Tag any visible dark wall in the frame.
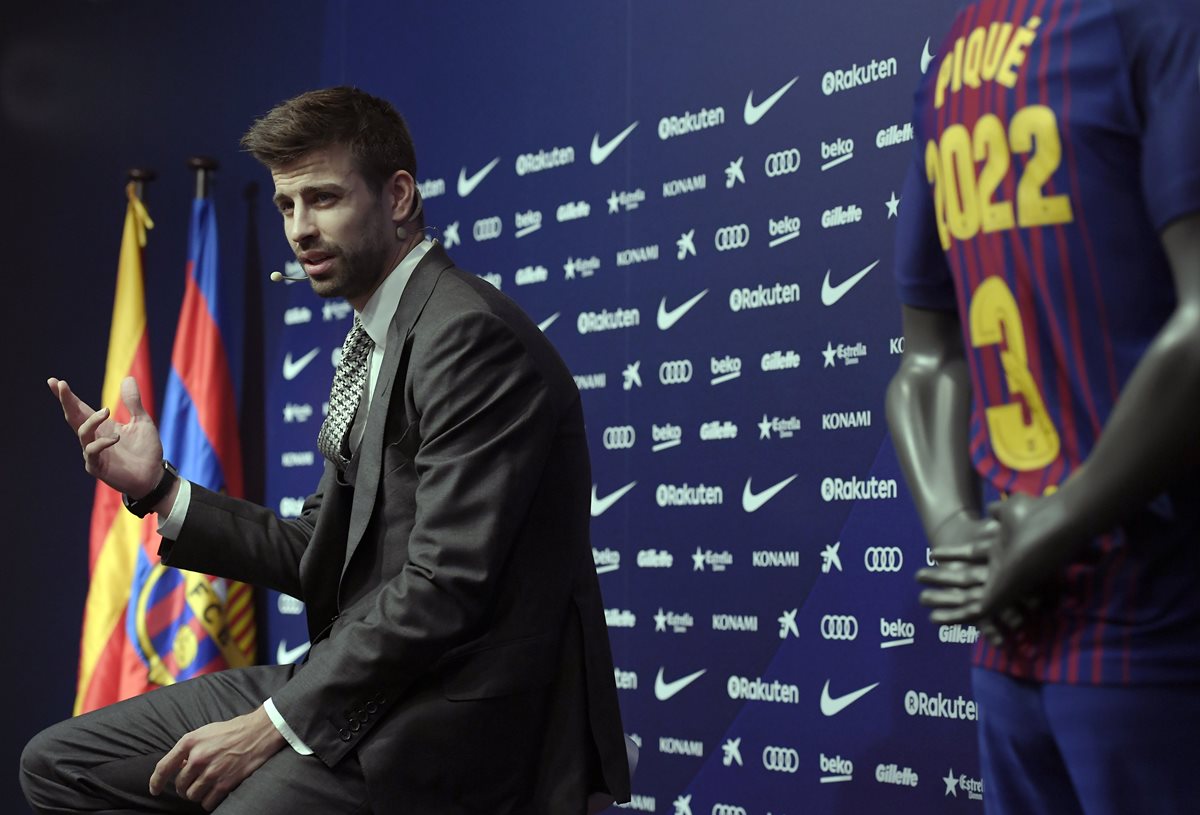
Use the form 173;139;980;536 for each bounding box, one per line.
3;2;325;808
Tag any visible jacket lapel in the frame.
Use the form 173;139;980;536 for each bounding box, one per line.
341;243;454;577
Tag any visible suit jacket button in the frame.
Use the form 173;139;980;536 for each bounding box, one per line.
366;702;379;714
350;721;362;732
338;728;352;742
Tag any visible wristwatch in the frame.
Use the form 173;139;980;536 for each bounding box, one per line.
122;460;180;518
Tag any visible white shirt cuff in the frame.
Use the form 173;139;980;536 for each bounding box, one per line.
264;697;314;756
155;478;192;539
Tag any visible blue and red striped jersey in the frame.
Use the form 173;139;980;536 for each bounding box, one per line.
894;0;1200;685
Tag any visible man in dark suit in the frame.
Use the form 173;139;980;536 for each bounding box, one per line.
23;86;630;814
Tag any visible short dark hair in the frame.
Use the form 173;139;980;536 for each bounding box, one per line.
241;86;418;194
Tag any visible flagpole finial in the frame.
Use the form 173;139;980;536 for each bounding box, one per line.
188;156;219;200
127;168;156;202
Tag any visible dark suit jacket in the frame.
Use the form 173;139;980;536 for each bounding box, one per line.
161;244;630;814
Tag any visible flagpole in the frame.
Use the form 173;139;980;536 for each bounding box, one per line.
187;156;217;199
127;167;156;201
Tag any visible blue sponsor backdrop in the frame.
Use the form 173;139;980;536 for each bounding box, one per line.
264;1;985;812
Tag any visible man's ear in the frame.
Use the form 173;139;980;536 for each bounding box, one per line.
387;170;417;223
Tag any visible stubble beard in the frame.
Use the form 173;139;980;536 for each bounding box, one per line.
308;227;393;303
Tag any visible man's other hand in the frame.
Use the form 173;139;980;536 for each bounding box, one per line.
149;706;287;811
49;375;163;497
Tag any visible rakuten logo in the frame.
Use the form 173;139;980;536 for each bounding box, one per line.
515;145;575;176
821;56;899;95
657;483;724;507
821;476;898;501
819;753;854;783
821;205;863;228
729;282;800;312
727;675;800;704
577;308;640;334
417;177;445;198
904;690;979;721
658;106;726;139
761;350;801;371
613;668;638;690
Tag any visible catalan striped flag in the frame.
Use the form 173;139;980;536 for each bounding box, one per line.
127;191;255;688
75;184;160;715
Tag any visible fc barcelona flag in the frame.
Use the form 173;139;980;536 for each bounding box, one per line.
128;189;256;686
74;183;161;714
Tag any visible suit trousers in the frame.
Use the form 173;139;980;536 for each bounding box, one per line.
20;664;369;815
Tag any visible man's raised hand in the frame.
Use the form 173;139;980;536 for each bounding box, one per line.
49;375;163;497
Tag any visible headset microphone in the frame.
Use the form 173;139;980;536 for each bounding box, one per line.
270;269;308;283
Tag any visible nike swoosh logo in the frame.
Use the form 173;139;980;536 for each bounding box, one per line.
657;289;708;330
457;157;500;197
538;312;560;332
276;639;311;665
282;347;320;380
591;481;636;517
590;121;638;165
820;679;879;716
742;475;797;513
655;667;706;701
921;37;936;74
744;76;799;125
821;260;879;306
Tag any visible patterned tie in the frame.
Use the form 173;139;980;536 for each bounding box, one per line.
317;316;375;468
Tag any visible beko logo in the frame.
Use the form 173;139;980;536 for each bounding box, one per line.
904;690;979;721
638;547;676;566
514;209;542;238
821;56;899;95
939;624;980;645
473;216;503;241
877;763;919;788
605;609;636;628
564;256;600;280
658;105;726;139
822;410;872;430
657;483;724;507
556;200;591;222
663;174;707;197
284;307;311;325
651;424;682;452
573;373;606;391
280;451;315;468
764;148;802;177
821;205;864;228
659;737;704;757
877;122;915;148
762;350;801;371
864;546;904;572
821;477;899;501
608;189;647;214
712;614;758;632
880;618;916;649
714;224;750;251
613;668;638;690
820;753;855;783
282;402;313;423
768;216;801;247
577;308;640;334
710;806;747;815
710;355;741;385
602;425;636;450
416;177;445;199
727;675;800;704
637;549;674;568
752;550;801;568
820;137;855;171
729;282;801;312
762;746;800;774
515;265;548;286
700;420;738;441
821;614;859;640
279;497;305;518
659;359;694;385
592;548;620;574
515;145;575;176
616;244;659;267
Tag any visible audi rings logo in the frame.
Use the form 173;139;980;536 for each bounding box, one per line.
764;148;802;177
864;546;903;572
711;806;748;815
602;425;636;450
714;224;750;252
762;746;800;774
472;216;503;241
659;359;694;385
820;614;859;640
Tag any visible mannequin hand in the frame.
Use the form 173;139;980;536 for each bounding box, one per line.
49;375;163;497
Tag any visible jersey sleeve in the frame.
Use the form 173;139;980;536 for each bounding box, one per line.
892;144;957;311
1120;0;1200;230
